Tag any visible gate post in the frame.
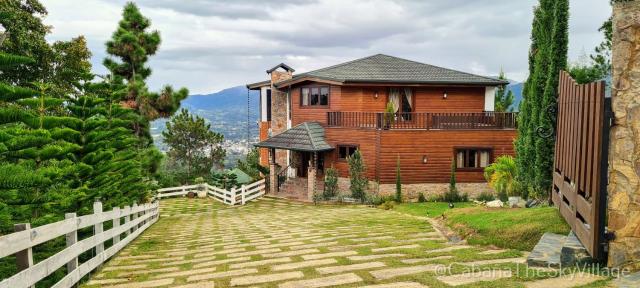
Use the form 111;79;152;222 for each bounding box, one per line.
608;1;640;270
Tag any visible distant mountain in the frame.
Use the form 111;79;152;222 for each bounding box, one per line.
507;81;524;111
151;85;260;167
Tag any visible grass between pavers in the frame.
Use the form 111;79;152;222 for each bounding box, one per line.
394;202;571;251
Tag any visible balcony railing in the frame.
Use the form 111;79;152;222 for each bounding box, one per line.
327;111;518;130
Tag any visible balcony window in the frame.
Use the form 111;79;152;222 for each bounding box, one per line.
301;86;329;107
455;148;491;170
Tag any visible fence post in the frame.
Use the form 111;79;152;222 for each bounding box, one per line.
14;223;34;288
131;202;138;233
112;207;121;245
93;201;104;255
124;205;131;237
241;185;246;205
64;213;78;277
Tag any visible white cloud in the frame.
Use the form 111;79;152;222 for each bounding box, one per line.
40;0;611;94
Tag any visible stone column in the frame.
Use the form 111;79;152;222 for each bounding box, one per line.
269;148;278;195
608;1;640;270
307;152;317;201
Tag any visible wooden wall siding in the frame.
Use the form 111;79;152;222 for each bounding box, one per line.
323;128;516;183
290;83;487;126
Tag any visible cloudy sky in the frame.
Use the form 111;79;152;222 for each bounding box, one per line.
41;0;611;95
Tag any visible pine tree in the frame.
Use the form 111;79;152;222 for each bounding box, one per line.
347;149;367;202
494;69;515;112
104;2;188;122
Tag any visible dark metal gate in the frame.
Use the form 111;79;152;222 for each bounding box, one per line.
552;71;612;260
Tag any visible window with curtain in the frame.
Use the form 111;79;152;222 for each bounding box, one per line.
388;88;413;121
301;86;329;107
455;148;491;169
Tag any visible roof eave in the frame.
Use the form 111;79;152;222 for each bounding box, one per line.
274;76;344;88
342;79;508;86
246;80;271;90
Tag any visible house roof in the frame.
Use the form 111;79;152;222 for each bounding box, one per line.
266;63;295;73
246;79;270;90
254;122;334;152
275;54;508;87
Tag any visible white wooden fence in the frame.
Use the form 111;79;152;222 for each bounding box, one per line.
156;178;266;205
0;201;159;288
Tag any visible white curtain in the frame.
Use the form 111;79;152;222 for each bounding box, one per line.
480;151;490;167
388;88;400;113
456;151;465;168
404;88;413;111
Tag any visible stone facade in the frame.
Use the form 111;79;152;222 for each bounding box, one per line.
608;2;640;270
335;177;493;201
269;69;292;168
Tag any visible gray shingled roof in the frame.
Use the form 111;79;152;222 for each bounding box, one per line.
254;122;333;152
277;54;507;86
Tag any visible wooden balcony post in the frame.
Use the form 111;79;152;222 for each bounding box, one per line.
65;213;78;275
93;201;104;255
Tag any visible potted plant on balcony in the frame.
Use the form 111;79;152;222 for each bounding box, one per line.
383;102;396;130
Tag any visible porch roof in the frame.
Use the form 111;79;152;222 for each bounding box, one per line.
254;122;334;152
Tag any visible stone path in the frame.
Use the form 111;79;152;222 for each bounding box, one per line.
82;197;611;288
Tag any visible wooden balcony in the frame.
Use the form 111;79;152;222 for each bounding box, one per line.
327;111;518;130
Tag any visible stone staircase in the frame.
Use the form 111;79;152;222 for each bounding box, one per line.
527;231;592;268
276;177;325;202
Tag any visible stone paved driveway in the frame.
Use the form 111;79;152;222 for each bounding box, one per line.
83;197;609;288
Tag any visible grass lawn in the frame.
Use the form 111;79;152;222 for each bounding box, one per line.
394;202;571;251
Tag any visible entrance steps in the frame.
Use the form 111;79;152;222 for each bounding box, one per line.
527;231;593;268
276;177;325;202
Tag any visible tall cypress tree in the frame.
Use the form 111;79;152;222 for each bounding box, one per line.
534;0;569;193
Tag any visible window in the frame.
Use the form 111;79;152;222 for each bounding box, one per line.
338;145;358;160
455;148;491;169
266;89;272;121
301;86;329;107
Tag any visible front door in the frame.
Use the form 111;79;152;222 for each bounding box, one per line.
299;152;309;177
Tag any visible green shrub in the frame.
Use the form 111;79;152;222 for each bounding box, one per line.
347;149;368;202
476;192;496;202
417;192;427;203
442;158;468;202
323;166;339;200
395;155;402;203
378;200;395;210
484;155;519;197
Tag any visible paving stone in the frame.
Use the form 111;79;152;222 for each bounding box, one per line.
227;248;282;257
523;272;605;288
460;257;526;266
301;251;358;260
278;273;363;288
102;264;147;271
316;261;386;274
151;267;216;279
272;258;337;271
288;241;338;249
348;253;405;261
401;256;454;263
360;282;429;288
263;248;320;258
187;268;258;282
612;271;640;288
86;278;129;285
229;257;292;269
371;244;420;252
437;270;513;286
426;245;472;254
230;271;304;286
172;282;215;288
192;256;252;268
115;266;180;277
370;265;445;280
102;278;174;288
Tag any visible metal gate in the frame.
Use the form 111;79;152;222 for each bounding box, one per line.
552;71;612;260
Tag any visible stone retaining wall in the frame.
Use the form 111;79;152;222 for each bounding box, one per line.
335;178;493;201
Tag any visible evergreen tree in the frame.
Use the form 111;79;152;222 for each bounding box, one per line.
515;0;569;197
347;149;367;202
395;155;402;203
236;147;268;180
104;2;188;122
591;1;613;77
494;69;515;112
162;109;225;181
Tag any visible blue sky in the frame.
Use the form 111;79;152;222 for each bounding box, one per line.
41;0;611;94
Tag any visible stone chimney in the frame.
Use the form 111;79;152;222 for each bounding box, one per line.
267;63;294;86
